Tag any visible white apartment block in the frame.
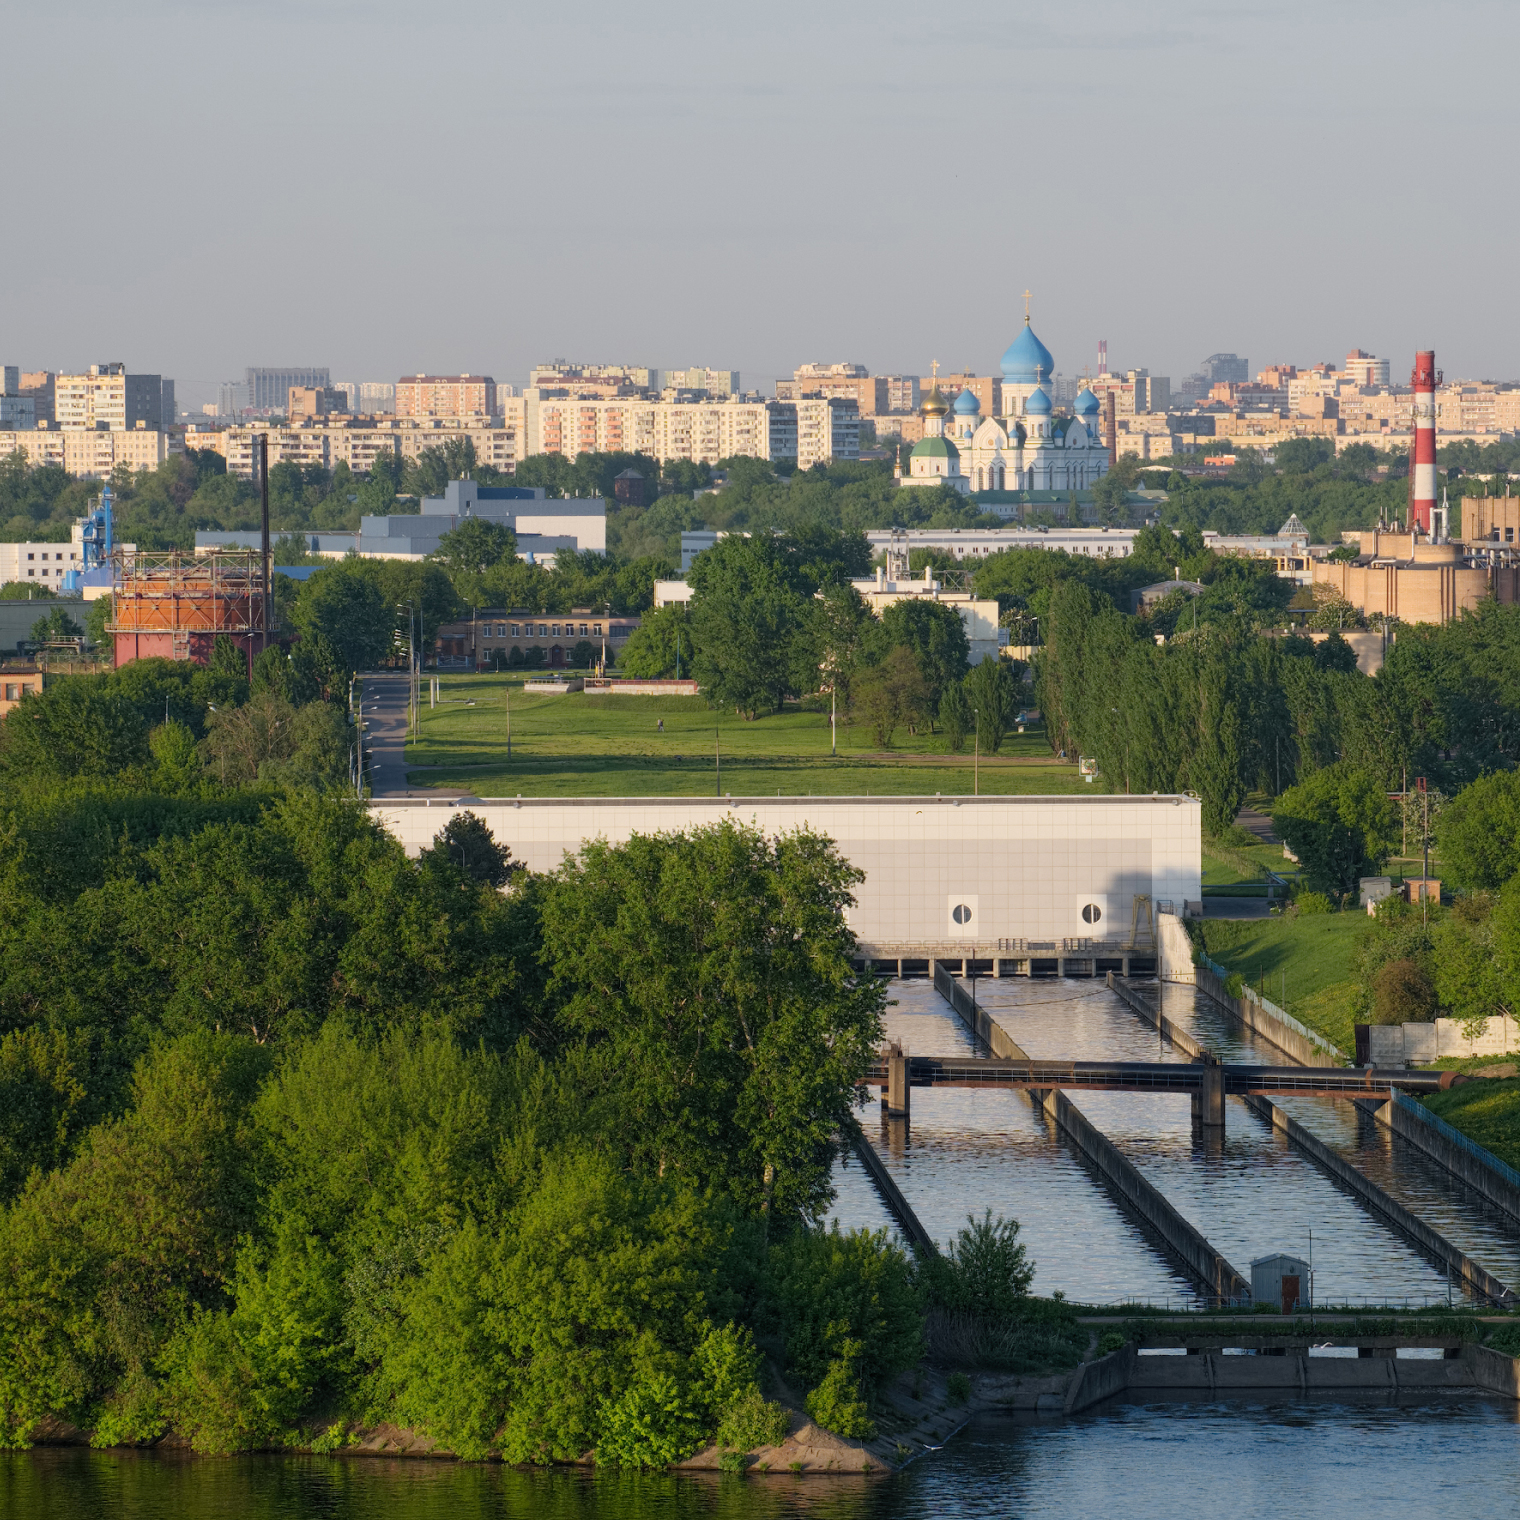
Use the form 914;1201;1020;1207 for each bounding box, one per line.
193;420;520;479
0;427;182;478
524;393;799;467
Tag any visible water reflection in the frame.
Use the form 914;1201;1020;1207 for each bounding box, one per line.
8;1397;1519;1520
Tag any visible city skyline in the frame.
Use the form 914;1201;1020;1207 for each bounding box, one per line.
6;1;1519;410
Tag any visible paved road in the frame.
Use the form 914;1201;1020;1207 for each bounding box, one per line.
360;670;476;801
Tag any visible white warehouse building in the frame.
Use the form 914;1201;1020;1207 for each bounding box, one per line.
371;794;1201;948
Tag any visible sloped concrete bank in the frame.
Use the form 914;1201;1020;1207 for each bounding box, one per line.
934;962;1028;1058
1368;1090;1520;1230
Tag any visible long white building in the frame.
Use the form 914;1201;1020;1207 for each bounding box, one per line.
371;794;1201;947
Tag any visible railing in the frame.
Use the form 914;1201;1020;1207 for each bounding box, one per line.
1391;1088;1520;1193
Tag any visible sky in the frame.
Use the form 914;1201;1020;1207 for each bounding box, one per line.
6;0;1519;410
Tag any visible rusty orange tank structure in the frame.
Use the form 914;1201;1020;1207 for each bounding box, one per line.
109;551;269;669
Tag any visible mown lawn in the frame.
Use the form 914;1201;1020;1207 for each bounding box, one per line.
1199;912;1370;1052
405;673;1088;797
1422;1080;1520;1172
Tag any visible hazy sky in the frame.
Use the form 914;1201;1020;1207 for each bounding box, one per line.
7;1;1518;408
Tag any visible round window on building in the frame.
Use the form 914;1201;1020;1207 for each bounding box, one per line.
1081;903;1103;925
952;903;973;926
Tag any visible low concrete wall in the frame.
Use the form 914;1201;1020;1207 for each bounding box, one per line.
847;1122;939;1258
934;963;1030;1059
1371;1090;1520;1229
1464;1341;1520;1399
1037;1087;1250;1304
1366;1016;1520;1065
1130;1351;1482;1394
1241;1094;1514;1307
1108;974;1207;1060
1157;911;1195;984
1194;965;1342;1065
1063;1344;1136;1414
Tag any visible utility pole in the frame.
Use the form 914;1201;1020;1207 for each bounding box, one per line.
1419;775;1430;928
258;433;271;659
715;724;721;797
506;684;511;760
974;708;980;797
831;680;837;758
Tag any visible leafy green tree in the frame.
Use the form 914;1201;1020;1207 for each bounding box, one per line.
149;719;201;790
619;603;696;679
803;582;876;711
0;1028;88;1204
418;811;520;888
688;535;806;716
1437;771;1520;890
537;821;885;1221
934;1210;1034;1314
29;606;83;644
879;598;969;713
851;645;929;749
939;678;972;752
965;657;1020;754
0;679;149;781
1273;763;1397;897
291;561;393;676
431;518;517;579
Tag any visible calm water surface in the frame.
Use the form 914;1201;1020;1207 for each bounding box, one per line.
7;1399;1518;1519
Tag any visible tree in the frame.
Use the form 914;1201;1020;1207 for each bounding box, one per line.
291;561;393;676
431;518;518;578
1371;958;1437;1024
687;536;805;716
203;692;350;790
804;583;876;711
964;657;1020;755
851;646;930;749
1436;771;1520;890
879;598;969;714
537;821;885;1221
619;603;696;679
29;607;83;645
0;679;149;780
1273;763;1397;897
939;679;972;753
418;811;521;888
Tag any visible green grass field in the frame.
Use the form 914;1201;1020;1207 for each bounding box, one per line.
404;673;1089;797
1200;912;1370;1051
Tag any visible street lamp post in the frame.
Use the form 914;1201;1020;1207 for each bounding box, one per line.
973;708;980;797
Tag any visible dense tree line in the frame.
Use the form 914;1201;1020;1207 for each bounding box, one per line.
0;682;1060;1460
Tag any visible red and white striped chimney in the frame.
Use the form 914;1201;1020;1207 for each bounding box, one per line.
1409;350;1437;534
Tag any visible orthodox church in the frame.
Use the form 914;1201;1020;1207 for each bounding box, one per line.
898;314;1110;495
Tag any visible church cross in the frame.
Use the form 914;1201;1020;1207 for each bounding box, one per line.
931;359;939;380
1023;289;1032;320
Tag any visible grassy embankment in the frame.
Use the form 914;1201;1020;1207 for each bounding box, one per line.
1423;1081;1520;1172
1198;913;1369;1053
404;672;1087;797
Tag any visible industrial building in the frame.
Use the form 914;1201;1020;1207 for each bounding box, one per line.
108;551;267;668
371;794;1202;949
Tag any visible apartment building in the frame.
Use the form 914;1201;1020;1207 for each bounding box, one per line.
246;368;329;412
795;396;860;471
395;374;497;418
288;387;348;422
1089;369;1170;416
885;375;920;412
665;368;739;397
778;363;890;415
525;393;798;466
0;426;181;478
54;363;170;430
18;372;55;425
203;418;519;479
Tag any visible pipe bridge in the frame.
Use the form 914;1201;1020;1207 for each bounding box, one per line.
865;1050;1468;1105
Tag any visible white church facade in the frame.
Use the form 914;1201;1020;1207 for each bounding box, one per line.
898;316;1111;495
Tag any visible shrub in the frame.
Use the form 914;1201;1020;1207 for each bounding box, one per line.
717;1388;788;1451
597;1368;705;1469
945;1372;971;1405
1485;1324;1520;1357
1296;891;1332;915
804;1344;874;1439
1096;1331;1127;1357
935;1210;1034;1315
1371;958;1437;1024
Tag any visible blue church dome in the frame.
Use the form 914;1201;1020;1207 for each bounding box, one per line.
1000;319;1055;384
952;387;981;414
1074;387;1099;416
1025;386;1052;415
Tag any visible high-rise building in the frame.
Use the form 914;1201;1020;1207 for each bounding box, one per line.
54;364;167;430
245;367;330;413
1343;350;1391;387
19;372;55;425
529;362;662;393
218;381;247;417
395;374;497;418
778;363;888;414
1199;353;1249;385
665;368;739;397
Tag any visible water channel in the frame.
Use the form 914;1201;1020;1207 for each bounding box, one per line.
830;977;1520;1307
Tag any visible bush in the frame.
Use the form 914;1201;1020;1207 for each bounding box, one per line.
716;1388;788;1451
1296;891;1332;915
804;1344;874;1439
596;1368;705;1469
1096;1331;1127;1356
935;1210;1034;1315
945;1371;971;1405
1485;1324;1520;1357
1371;957;1437;1024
